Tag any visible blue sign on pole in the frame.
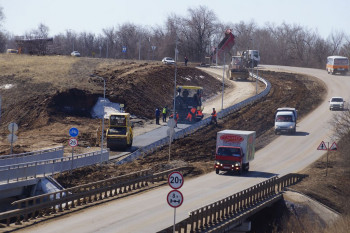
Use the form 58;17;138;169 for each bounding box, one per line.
122;46;127;53
69;127;79;137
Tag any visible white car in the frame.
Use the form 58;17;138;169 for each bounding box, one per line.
329;97;345;111
71;51;81;57
161;57;175;65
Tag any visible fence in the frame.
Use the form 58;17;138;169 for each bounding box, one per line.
117;72;271;165
158;173;306;233
0;166;191;227
0;147;63;167
0;150;109;184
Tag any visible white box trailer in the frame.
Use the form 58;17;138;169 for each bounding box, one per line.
215;130;256;174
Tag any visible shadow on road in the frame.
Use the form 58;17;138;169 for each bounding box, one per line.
218;170;277;179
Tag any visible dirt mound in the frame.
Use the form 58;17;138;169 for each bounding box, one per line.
0;59;222;155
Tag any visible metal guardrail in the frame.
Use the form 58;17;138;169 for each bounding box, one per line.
0;146;64;166
0;150;109;184
0;166;191;227
117;72;271;165
158;173;306;233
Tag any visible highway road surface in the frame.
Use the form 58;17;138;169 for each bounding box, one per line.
18;66;350;233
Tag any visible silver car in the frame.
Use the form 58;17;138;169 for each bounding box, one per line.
329;97;345;110
71;51;81;57
162;57;175;65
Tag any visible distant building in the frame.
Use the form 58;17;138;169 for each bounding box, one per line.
15;36;54;55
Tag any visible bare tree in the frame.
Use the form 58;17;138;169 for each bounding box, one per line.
185;5;218;62
328;30;345;55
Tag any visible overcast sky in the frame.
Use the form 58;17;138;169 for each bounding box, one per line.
1;0;349;39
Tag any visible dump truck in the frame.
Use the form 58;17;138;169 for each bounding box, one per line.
174;86;204;124
212;29;235;64
274;108;297;134
106;113;133;150
214;130;256;175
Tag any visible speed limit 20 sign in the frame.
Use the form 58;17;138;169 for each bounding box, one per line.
69;138;78;147
168;171;184;189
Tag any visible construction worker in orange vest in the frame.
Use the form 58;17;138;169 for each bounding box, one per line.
170;112;179;127
186;107;196;122
211;108;217;125
196;109;203;121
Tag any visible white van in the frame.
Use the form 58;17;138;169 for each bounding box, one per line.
274;108;297;134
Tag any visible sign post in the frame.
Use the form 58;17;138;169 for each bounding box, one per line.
69;128;79;170
8;122;18;154
167;171;184;233
317;141;338;176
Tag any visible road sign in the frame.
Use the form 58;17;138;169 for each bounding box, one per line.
167;190;183;208
69;127;79;137
168;171;184;189
329;142;337;151
69;138;78;147
122;46;127;53
8;122;18;133
317;141;327;150
7;134;18;143
167;119;176;128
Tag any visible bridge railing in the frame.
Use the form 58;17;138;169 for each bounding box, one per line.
158;173;306;233
0;166;191;227
117;72;271;165
0;146;64;167
0;150;109;184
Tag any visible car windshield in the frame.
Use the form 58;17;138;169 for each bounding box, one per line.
331;98;343;102
217;147;241;157
276;115;293;122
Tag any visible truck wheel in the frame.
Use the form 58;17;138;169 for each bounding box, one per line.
215;169;220;174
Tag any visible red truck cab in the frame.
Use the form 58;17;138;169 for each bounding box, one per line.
214;146;244;174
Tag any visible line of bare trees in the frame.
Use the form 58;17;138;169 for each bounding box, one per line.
1;5;350;69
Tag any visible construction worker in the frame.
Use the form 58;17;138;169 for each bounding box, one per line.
211;108;217;125
162;106;167;122
170;112;179;127
196;109;203;121
186;107;196;122
155;108;160;125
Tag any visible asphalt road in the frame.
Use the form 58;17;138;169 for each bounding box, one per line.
17;66;350;233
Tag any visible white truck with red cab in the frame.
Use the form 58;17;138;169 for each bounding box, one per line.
214;130;256;175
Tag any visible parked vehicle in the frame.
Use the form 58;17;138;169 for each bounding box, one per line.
161;57;175;65
326;56;349;75
329;97;345;111
274;108;297;134
6;49;18;54
106;113;133;150
239;50;260;68
214;130;256;175
71;51;81;57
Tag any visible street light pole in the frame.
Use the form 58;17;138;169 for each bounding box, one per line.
222;50;225;110
173;35;178;118
92;75;106;163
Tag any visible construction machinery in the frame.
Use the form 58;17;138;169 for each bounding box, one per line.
228;50;260;80
212;29;235;64
106;113;133;150
174;86;204;124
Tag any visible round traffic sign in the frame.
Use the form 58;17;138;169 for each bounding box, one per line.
7;134;18;143
167;119;176;128
69;127;79;137
168;171;184;189
69;138;78;147
167;190;183;208
8;122;18;133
